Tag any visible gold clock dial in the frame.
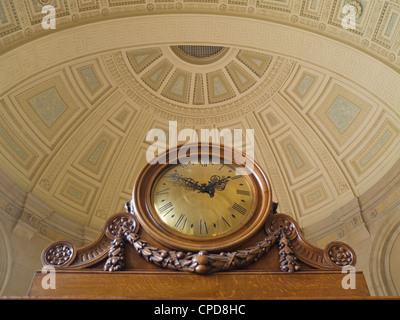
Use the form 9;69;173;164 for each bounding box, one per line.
151;161;255;238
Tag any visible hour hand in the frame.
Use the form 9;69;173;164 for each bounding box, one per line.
165;173;202;192
165;173;215;197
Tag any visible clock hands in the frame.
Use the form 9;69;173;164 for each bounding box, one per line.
165;173;203;193
206;175;231;197
165;173;230;198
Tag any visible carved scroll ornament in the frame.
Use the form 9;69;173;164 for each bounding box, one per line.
265;213;356;271
41;211;357;274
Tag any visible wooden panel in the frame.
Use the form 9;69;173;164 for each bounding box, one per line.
28;270;370;299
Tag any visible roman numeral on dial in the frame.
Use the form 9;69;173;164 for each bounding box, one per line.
159;202;173;214
232;203;247;215
236;189;250;196
156;188;169;195
200;219;208;234
221;216;231;228
175;214;187;229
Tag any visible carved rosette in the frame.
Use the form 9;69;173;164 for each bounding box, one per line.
41;240;76;268
265;214;297;240
325;242;356;268
105;213;138;239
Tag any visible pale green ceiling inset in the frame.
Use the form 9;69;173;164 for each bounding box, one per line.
11;73;87;151
295;74;316;98
0;114;38;172
279;135;314;180
0;0;20;38
236;50;272;78
77;131;116;175
266;113;278;127
24;0;70;27
56;173;94;211
70;58;112;105
298;181;330;211
0;1;8;23
107;101;138;133
28;87;68;128
225;61;257;93
141;58;173;91
0;125;27;160
76;0;100;12
326;95;361;134
126;48;163;74
385;12;399;37
78;66;102;93
213;76;228;96
312;82;373;149
351;119;400;176
282;64;325;110
361;131;391;166
32;0;58;12
206;70;236;104
373;2;400;49
161;69;191;104
169;75;186;95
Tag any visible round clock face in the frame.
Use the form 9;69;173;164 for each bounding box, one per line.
132;143;272;252
151;162;255;238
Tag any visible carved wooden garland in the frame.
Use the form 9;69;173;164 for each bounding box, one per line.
103;218;277;274
41;212;356;274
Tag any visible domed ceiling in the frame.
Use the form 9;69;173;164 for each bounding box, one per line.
0;0;400;235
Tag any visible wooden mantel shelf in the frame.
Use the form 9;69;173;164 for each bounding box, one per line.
28;269;370;299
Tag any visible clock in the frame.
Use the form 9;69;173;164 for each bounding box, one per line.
132;143;272;252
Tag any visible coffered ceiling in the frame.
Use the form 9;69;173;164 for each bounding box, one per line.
0;0;400;234
1;0;400;72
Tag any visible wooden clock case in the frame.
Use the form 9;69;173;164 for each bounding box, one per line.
133;143;272;252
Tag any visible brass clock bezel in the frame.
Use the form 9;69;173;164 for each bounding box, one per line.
132;143;272;252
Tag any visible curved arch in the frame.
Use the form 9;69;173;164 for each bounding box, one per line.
369;208;400;296
0;221;12;295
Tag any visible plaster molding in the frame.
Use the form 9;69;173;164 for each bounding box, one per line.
1;1;399;73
